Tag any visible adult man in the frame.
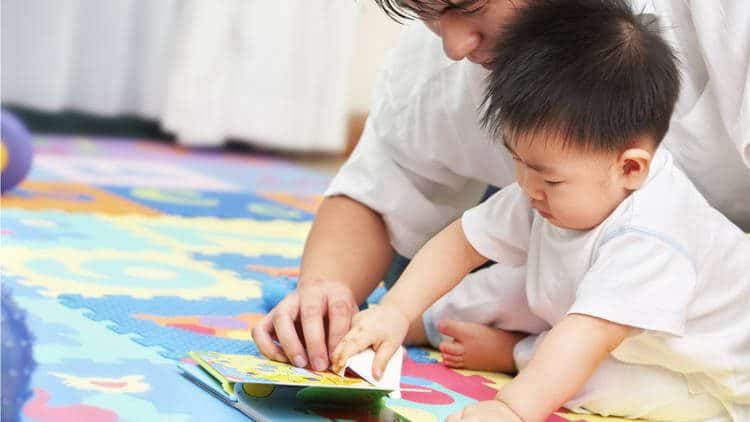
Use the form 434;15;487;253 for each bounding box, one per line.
253;0;750;373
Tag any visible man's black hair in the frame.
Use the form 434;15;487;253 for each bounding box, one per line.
373;0;489;23
481;0;680;152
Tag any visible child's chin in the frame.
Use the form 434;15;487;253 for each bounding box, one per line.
548;218;597;231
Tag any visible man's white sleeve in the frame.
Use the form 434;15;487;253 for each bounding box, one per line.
687;0;750;167
634;0;750;167
325;24;503;258
326;114;488;259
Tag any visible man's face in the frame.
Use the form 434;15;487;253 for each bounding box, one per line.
402;0;521;69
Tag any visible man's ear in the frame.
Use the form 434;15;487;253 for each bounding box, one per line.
618;147;652;191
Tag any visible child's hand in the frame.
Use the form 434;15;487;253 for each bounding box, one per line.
446;399;523;422
330;303;409;379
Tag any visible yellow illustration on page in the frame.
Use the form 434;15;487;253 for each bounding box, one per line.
192;352;372;388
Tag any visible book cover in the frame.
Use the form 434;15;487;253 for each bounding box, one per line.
181;349;407;421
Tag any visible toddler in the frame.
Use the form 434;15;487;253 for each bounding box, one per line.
332;0;750;420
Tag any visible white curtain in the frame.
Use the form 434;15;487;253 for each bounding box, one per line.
1;0;360;152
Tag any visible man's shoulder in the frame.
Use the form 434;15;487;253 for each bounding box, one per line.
377;23;485;110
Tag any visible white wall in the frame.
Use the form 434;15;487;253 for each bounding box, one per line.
347;2;405;113
1;1;405;151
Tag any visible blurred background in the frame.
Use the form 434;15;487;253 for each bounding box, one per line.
2;0;405;168
1;4;409;418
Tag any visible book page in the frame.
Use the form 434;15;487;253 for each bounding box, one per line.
190;351;393;391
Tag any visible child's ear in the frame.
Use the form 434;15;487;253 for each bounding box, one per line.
617;147;652;190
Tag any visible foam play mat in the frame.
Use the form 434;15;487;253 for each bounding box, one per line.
1;136;629;421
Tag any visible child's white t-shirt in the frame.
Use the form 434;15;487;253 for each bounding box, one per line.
461;148;750;410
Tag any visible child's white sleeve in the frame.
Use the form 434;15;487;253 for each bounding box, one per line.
568;230;696;336
460;183;533;267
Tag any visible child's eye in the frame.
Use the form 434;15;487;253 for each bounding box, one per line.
545;180;563;186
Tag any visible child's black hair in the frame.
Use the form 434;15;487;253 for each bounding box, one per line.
481;0;680;152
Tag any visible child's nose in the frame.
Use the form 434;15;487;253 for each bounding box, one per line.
527;187;546;201
519;172;545;201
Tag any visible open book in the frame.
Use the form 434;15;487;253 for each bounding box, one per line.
180;348;406;421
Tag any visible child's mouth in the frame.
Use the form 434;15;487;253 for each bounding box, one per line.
536;209;552;219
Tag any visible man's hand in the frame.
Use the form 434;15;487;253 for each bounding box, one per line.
251;277;358;371
331;303;409;379
446;399;524;422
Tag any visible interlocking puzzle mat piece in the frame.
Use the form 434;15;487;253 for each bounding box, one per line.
101;186;315;220
2;209;314;302
256;191;323;214
1;181;162;215
32;154;243;192
1;210;310;257
2;209;155;251
58;294;261;361
2;247;263;300
4;182;317;221
22;359;241;422
94;214;309;257
30;136;332;196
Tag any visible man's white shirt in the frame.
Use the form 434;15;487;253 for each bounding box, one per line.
325;0;750;259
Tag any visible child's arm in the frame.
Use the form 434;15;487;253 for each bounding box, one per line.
381;219;488;321
493;314;633;421
331;219;488;376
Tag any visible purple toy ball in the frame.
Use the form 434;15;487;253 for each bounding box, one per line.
1;110;34;194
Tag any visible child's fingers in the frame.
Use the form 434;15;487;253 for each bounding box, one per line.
372;341;400;379
330;342;346;372
331;339;357;372
331;328;374;372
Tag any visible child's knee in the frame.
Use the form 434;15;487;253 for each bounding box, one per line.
566;359;729;421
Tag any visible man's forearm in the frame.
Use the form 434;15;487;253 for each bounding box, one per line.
299;195;394;304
